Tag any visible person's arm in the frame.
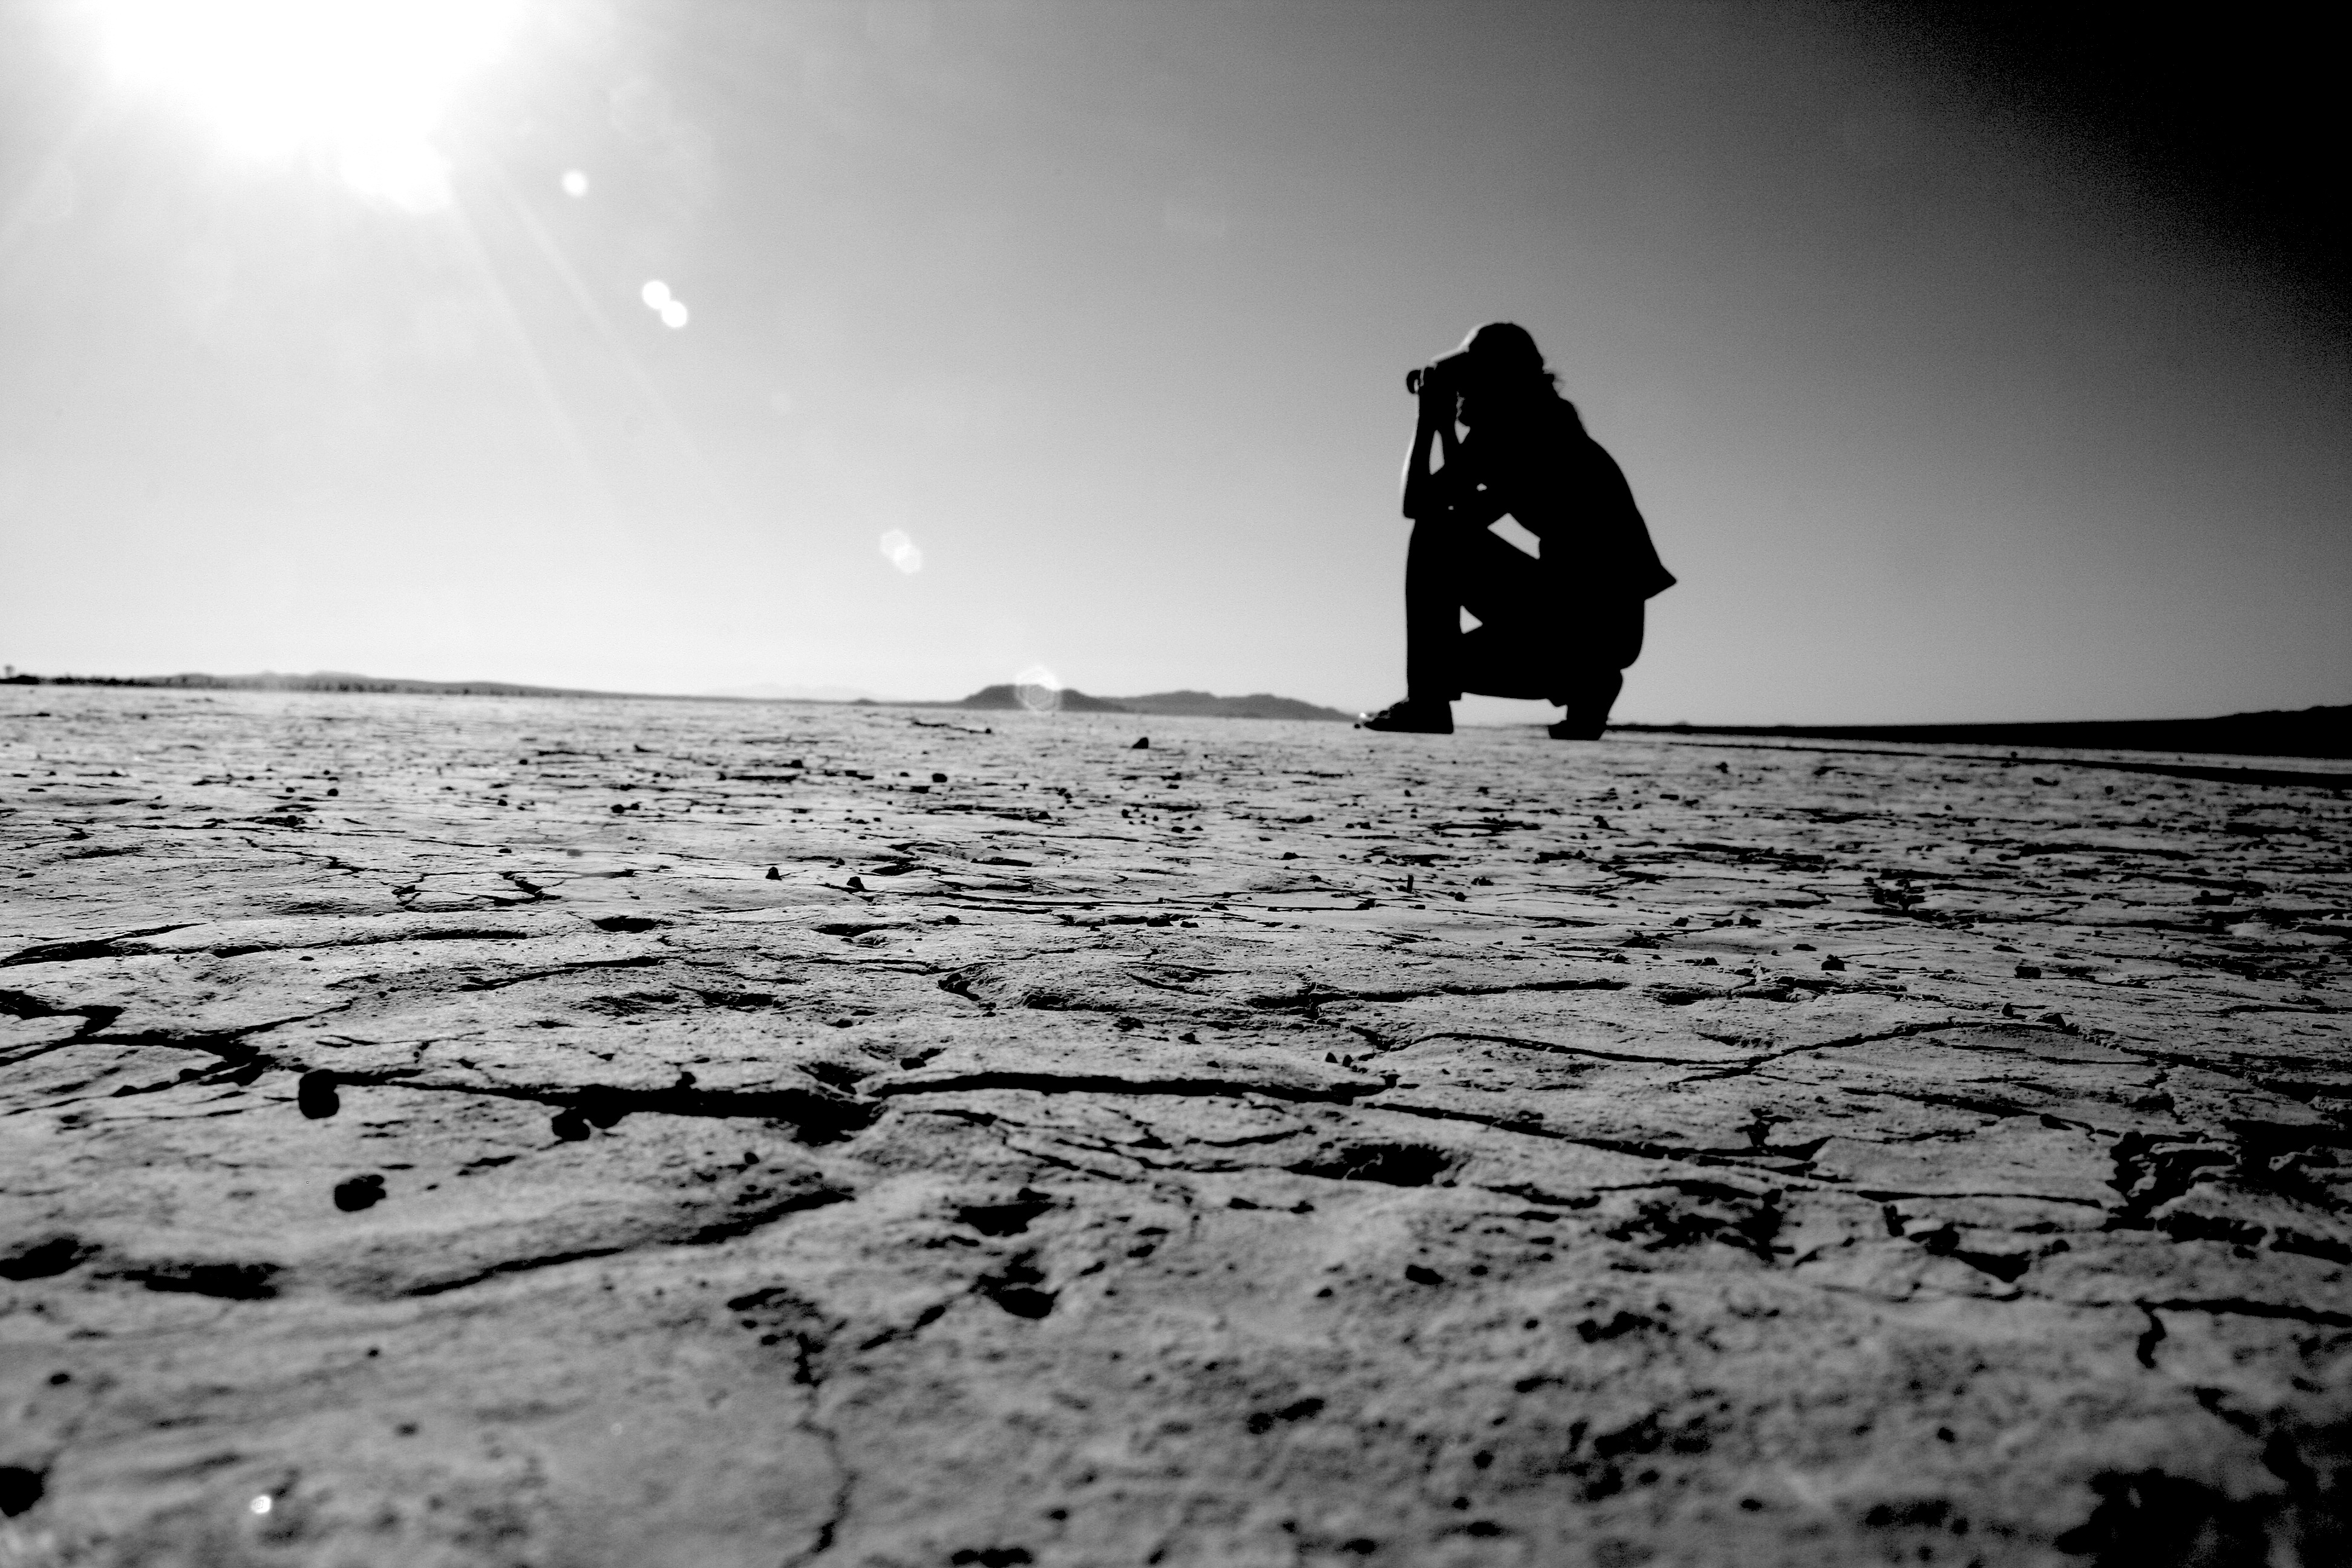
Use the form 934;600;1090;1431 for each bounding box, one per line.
1400;389;1475;522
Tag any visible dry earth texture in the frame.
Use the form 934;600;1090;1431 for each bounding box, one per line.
2;689;2348;1568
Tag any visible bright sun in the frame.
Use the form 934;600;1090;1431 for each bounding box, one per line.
93;0;520;209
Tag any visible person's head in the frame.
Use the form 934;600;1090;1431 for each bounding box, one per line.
1443;321;1558;425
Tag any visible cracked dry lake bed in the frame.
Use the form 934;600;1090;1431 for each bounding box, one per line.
2;689;2347;1567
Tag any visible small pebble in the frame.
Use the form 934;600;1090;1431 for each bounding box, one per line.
332;1174;385;1212
296;1070;340;1120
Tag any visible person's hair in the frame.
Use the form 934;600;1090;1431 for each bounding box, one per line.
1468;322;1561;399
1462;321;1561;399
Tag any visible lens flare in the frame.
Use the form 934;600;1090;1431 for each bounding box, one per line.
877;529;923;574
640;281;688;328
1013;664;1061;713
93;0;519;210
560;169;588;197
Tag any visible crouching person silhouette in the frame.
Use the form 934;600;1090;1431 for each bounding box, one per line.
1360;322;1673;739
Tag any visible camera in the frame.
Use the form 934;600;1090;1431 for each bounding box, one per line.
1404;348;1473;397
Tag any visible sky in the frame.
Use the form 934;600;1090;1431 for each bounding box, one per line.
1;0;2345;724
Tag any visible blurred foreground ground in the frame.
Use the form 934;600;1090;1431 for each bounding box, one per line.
2;689;2347;1567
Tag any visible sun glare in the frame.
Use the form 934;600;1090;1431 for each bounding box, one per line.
93;0;519;209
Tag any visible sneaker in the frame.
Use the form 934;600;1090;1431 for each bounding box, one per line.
1358;700;1452;734
1546;717;1607;740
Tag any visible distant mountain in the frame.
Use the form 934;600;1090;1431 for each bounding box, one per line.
939;685;1353;722
1117;689;1356;722
4;670;889;705
1616;705;2352;761
0;668;1351;719
1;670;630;698
947;684;1137;714
12;669;2336;754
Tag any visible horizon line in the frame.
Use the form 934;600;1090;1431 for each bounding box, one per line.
2;666;2347;736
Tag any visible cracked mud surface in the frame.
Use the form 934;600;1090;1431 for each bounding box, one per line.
3;688;2347;1567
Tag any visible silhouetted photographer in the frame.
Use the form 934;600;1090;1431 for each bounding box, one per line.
1361;322;1673;739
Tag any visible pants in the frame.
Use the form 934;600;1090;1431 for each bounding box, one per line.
1405;519;1644;727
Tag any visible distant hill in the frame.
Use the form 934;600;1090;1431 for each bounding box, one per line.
0;669;1356;722
1616;705;2352;761
939;685;1353;722
21;668;2332;754
1;670;631;698
947;684;1134;714
1118;689;1356;722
